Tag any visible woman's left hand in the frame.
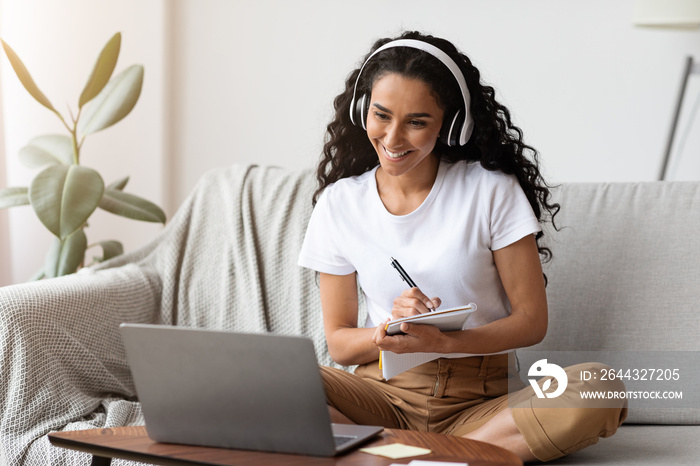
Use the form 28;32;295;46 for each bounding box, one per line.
372;319;447;354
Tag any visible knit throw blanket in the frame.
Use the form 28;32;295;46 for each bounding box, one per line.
0;165;345;465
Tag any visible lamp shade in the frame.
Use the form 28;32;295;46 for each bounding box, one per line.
634;0;700;27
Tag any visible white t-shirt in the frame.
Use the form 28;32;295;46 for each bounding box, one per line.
298;159;541;330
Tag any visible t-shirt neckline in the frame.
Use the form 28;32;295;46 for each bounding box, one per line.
370;160;448;222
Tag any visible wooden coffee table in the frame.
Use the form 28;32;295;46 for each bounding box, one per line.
49;426;523;466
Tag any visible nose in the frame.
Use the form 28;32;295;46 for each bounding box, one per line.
383;122;405;149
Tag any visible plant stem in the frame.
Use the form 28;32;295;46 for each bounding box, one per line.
71;129;79;164
52;107;80;164
54;109;73;134
69;108;82;165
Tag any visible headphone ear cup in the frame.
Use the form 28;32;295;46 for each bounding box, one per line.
439;109;466;147
352;94;370;130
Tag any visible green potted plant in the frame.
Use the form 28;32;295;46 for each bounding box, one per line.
0;32;166;279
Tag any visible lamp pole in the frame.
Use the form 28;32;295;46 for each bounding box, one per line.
659;56;695;181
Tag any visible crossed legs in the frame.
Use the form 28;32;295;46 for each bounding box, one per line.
321;360;627;463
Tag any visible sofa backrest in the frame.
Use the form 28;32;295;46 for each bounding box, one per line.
536;181;700;352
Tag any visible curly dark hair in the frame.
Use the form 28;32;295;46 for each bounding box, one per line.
314;31;559;267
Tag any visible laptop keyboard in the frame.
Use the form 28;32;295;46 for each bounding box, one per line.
334;435;356;447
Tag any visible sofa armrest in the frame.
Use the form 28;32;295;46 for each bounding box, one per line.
0;263;161;463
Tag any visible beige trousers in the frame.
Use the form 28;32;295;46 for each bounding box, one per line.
320;354;627;462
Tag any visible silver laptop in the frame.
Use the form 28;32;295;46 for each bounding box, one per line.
120;324;383;457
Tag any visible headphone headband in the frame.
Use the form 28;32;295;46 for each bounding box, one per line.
349;38;474;146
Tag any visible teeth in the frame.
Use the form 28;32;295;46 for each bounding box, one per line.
386;148;410;158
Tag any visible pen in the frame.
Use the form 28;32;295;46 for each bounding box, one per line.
390;257;435;312
390;256;418;289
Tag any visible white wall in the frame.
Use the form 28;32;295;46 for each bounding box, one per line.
0;66;10;287
168;0;700;206
2;0;699;285
0;0;167;284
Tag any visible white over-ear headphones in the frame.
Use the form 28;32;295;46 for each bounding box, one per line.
349;38;474;147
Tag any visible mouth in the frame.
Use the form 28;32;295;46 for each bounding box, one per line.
383;145;413;160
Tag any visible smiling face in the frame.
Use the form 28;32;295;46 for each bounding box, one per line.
366;73;445;179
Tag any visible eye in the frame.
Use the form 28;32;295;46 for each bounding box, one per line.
373;111;390;121
408;119;427;128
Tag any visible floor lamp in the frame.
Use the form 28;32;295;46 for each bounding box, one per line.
659;56;699;181
633;0;700;181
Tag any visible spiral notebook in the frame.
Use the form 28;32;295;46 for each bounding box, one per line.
380;303;476;380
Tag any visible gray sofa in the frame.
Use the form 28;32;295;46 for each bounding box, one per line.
0;164;698;465
528;181;700;465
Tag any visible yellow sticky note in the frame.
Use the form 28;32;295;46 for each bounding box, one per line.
360;443;432;459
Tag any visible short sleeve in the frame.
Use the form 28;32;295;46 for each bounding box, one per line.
487;174;542;251
297;188;356;275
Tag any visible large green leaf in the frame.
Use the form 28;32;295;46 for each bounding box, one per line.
92;240;124;263
0;187;29;208
79;32;121;108
78;64;144;136
29;165;105;239
19;134;73;168
44;228;87;277
29;268;46;281
107;175;129;191
99;188;166;223
1;39;57;113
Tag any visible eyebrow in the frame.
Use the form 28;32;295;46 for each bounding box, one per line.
372;103;433;119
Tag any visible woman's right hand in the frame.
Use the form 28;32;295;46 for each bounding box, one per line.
391;287;441;319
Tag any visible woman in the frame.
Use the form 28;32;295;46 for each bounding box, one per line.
298;31;626;462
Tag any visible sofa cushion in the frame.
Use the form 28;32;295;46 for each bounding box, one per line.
547;425;700;465
522;182;700;425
